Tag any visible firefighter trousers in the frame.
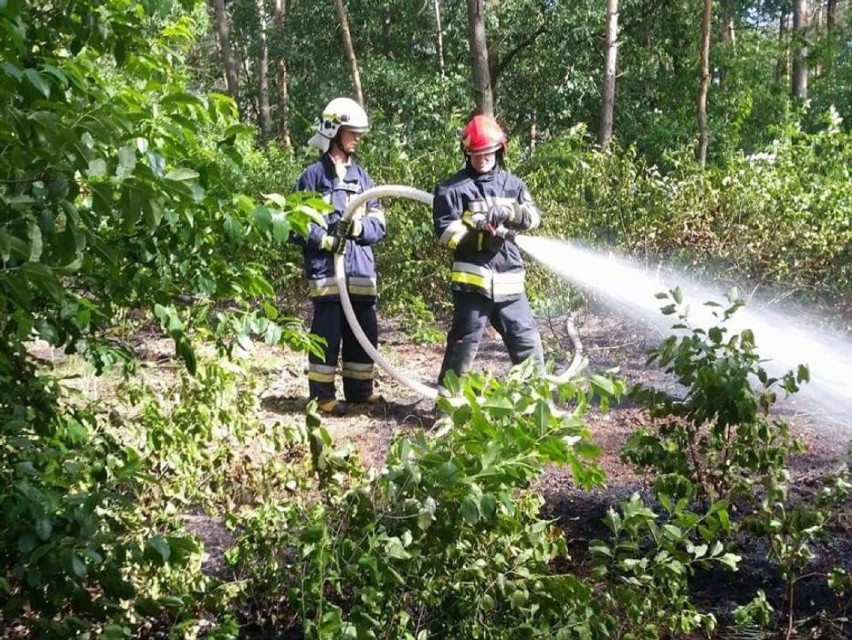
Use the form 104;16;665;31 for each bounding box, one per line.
438;290;544;386
308;299;377;402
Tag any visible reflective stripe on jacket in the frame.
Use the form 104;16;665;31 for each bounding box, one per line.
433;165;541;301
293;154;386;300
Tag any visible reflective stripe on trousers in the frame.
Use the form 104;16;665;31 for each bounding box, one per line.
308;299;377;402
308;276;378;298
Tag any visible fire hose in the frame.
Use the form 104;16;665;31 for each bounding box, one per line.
334;185;586;401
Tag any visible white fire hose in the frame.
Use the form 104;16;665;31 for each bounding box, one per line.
335;185;585;401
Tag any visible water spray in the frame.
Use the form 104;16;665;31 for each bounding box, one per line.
517;236;852;430
335;186;585;400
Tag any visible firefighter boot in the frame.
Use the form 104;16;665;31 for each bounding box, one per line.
318;399;348;416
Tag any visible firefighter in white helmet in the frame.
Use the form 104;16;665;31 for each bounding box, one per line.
293;97;386;416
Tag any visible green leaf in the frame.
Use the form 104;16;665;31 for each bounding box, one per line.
482;396;514;416
164;168;199;181
224;215;243;243
117;146;136;177
589;374;616;396
148;536;171;562
385;537;411;560
1;62;22;80
262;192;288;208
35;516;53;541
143;198;163;230
24;68;50;98
27;222;43;261
177;337;196;375
71;555;87;579
0;228;10;262
460;494;481;525
161;91;205;108
253;206;272;232
417;497;436;530
271;213;290;243
718;553;741;569
88;159;108;178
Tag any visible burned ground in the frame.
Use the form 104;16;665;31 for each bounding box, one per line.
248;305;852;638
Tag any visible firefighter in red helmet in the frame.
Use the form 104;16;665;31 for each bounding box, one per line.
432;114;544;390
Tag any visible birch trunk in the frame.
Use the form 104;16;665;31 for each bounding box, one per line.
696;0;713;166
599;0;619;148
256;0;272;142
792;0;808;99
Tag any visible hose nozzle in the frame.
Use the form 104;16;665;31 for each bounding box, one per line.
493;225;517;243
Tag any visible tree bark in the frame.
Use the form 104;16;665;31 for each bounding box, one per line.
696;0;712;166
210;0;239;103
467;0;493;116
600;0;619;149
718;0;735;90
434;0;445;78
382;4;392;58
333;0;364;106
792;0;808;99
256;0;272;142
273;0;292;149
776;11;789;84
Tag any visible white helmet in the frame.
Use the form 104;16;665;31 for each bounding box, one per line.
308;97;370;152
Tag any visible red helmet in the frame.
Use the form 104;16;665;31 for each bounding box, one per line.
460;114;507;155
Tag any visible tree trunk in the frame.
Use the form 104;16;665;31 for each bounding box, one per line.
333;0;364;106
211;0;239;103
599;0;619;149
382;4;392;58
256;0;272;142
792;0;808;99
718;0;735;90
696;0;712;166
776;11;789;84
434;0;445;78
827;0;836;29
273;0;292;149
467;0;493;116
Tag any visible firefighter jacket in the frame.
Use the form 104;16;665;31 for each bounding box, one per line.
293;154;386;301
433;165;541;302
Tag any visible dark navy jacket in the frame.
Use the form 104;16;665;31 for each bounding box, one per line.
433;165;541;301
293;154;386;301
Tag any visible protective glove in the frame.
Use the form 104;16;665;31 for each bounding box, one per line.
462;210;488;230
486;204;512;227
320;233;343;253
348;214;363;238
510;203;533;228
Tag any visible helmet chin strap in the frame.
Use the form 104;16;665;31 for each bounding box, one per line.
329;136;352;161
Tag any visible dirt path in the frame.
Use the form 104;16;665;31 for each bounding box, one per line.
258;306;850;476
